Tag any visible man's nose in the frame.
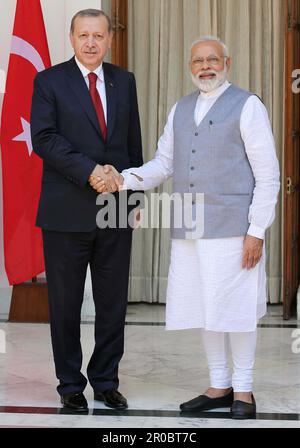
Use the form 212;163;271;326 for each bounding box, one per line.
201;62;210;70
86;37;96;46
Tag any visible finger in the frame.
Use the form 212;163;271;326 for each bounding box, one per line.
92;179;107;190
93;185;104;193
97;187;108;194
99;176;111;191
103;165;113;175
252;252;263;269
107;175;119;192
95;180;106;188
109;184;118;193
92;182;99;190
92;180;105;190
242;250;249;269
247;258;254;270
90;176;102;187
103;173;114;190
246;250;256;269
97;184;109;193
105;180;115;192
112;178;120;191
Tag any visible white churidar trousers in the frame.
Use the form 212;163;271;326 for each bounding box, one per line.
201;329;257;392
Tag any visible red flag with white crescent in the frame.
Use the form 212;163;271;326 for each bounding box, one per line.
0;0;51;284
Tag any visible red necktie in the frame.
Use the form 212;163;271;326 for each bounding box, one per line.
88;72;107;141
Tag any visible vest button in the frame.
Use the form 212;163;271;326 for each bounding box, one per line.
192;200;196;205
192;150;196;153
195;132;198;136
190;183;194;188
191;167;195;170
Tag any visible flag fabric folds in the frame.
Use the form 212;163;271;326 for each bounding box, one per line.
0;0;51;284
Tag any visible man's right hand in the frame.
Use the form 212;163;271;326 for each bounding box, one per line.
89;164;123;193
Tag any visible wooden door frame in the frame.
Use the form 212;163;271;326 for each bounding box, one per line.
283;0;300;319
111;0;128;69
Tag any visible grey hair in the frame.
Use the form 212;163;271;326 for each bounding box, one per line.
191;35;229;57
70;9;112;34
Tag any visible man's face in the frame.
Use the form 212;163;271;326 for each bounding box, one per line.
70;15;113;70
189;41;231;93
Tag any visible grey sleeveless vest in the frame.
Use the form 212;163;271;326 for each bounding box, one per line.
171;84;255;239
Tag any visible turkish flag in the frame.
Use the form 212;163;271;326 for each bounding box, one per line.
0;0;51;285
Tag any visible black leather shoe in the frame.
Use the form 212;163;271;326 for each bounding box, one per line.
61;392;88;412
94;389;128;410
180;389;234;412
231;394;256;419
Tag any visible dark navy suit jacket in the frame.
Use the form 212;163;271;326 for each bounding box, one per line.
31;57;143;231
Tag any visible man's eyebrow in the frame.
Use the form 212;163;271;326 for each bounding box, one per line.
192;54;220;60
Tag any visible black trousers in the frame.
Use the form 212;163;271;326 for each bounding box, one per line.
42;228;133;396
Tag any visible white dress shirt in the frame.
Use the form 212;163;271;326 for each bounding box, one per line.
75;56;107;124
122;80;280;240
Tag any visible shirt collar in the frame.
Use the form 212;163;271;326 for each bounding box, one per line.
75;56;104;82
200;80;231;99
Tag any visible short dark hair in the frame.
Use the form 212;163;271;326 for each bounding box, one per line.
70;9;112;34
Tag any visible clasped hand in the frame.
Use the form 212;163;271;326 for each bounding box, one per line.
89;164;124;194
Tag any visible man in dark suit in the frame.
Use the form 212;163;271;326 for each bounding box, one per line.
30;9;143;412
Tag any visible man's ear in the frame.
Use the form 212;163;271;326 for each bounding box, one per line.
69;33;74;49
226;57;232;71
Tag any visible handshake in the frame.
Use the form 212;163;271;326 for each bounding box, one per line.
89;164;124;194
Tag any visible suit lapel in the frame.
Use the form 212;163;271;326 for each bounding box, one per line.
66;57;103;139
103;63;117;142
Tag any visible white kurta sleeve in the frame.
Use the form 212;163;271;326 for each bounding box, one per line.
121;104;176;191
240;96;280;240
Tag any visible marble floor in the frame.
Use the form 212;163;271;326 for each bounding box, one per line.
0;304;299;428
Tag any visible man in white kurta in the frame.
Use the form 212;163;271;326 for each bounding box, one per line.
90;36;280;419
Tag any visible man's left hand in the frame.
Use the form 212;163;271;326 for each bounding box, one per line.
242;235;264;270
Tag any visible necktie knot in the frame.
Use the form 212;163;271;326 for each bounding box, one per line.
88;72;98;85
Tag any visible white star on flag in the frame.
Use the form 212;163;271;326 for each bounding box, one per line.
12;117;33;156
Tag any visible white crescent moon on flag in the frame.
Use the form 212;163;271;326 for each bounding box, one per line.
11;35;46;156
11;35;45;72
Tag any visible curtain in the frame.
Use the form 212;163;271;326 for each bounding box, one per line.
101;0;112;63
127;0;284;304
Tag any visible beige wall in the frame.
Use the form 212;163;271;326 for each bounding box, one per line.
0;0;102;77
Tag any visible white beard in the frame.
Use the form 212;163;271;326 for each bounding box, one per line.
191;66;228;93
